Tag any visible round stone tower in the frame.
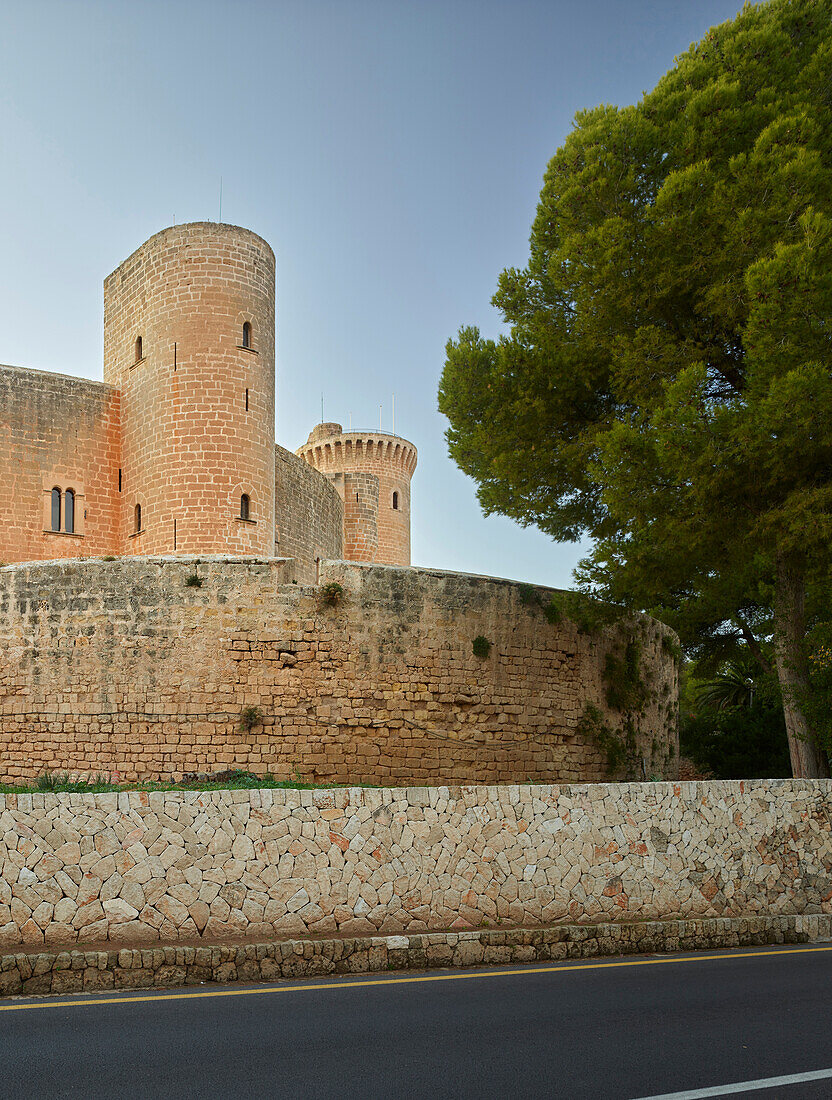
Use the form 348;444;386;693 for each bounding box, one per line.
103;223;275;556
298;424;417;567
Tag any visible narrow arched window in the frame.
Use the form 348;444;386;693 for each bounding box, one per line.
242;322;252;349
135;336;143;362
64;489;75;534
392;491;399;510
51;488;61;532
240;493;250;521
135;503;142;533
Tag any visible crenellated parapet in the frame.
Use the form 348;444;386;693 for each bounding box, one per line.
298;425;417;566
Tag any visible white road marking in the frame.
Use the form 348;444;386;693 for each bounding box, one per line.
632;1066;832;1099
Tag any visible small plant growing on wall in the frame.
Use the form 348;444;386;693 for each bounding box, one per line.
543;599;562;624
239;705;263;731
661;634;683;663
578;703;639;777
319;581;345;606
518;583;538;607
185;573;203;588
472;635;492;659
604;639;648;713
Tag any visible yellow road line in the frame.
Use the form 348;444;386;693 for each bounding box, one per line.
1;943;831;1013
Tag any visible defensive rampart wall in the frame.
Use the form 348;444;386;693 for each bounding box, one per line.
0;558;677;785
0;780;828;949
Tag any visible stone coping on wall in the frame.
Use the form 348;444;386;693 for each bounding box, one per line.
0;551;596;599
0;554;297;572
0;361;119;394
1;915;829;997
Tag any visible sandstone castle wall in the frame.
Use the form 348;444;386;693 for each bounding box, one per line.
273;445;343;583
0;558;677;786
0;365;121;563
0;779;827;950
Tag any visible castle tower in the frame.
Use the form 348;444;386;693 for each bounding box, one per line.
103;223;275;556
298;423;417;567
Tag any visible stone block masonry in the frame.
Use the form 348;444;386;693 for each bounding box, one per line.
0;780;829;951
0;364;121;563
299;425;417;567
103;223;276;558
273;445;343;583
1;223;414;581
0;916;826;995
0;557;676;785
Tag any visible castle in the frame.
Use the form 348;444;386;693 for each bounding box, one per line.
0;223;679;786
0;223;415;582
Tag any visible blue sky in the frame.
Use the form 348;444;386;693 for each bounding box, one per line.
0;0;746;587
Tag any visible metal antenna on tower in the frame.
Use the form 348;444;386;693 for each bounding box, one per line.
321;393;324;422
392;394;395;435
379;404;383;431
219;178;223;222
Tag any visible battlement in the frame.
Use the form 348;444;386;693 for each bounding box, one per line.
298;423;417;566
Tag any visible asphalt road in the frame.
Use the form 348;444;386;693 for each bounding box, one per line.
2;945;832;1099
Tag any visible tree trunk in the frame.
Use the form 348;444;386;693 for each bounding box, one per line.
772;556;830;778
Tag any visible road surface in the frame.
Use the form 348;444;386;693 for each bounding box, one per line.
2;944;832;1098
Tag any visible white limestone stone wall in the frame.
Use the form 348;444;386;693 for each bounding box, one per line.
1;780;830;949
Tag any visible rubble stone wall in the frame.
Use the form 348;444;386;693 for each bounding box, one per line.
0;558;677;785
0;780;828;950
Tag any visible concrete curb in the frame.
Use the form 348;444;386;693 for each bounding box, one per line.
3;913;831;997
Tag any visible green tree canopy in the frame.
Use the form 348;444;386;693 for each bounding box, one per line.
439;0;832;776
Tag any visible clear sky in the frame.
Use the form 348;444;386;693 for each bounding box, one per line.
0;0;746;588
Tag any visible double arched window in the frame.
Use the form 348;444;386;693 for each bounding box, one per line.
392;491;399;511
135;503;142;533
50;488;76;533
240;494;250;521
134;336;143;363
242;322;252;349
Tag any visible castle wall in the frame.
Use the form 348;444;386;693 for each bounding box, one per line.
274;445;343;583
0;558;677;786
0;780;828;949
0;365;121;564
103;223;275;557
341;471;379;562
299;428;416;566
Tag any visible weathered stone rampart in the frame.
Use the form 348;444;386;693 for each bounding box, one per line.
0;557;677;785
0;780;828;951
